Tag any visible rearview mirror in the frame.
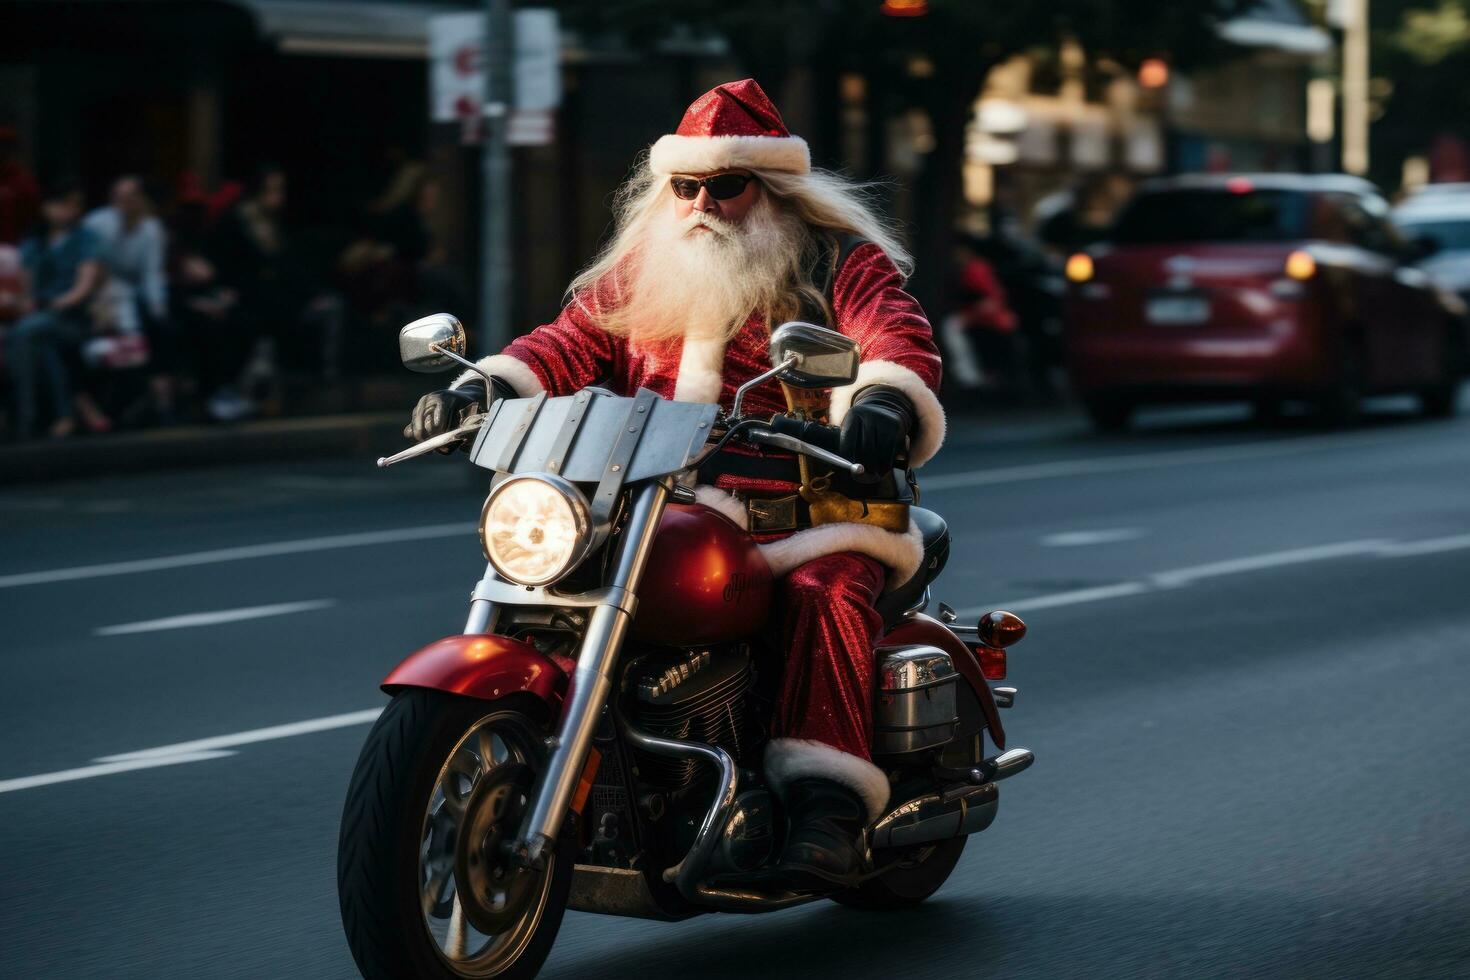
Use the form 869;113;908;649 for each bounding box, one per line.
399;313;467;373
769;321;859;388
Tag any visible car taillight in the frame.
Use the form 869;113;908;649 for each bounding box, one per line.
1284;250;1316;281
976;644;1007;680
1065;253;1094;283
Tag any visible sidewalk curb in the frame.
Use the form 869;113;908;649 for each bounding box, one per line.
0;413;407;486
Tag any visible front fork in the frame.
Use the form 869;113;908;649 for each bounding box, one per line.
466;481;670;869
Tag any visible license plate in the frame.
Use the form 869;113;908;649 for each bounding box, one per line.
1146;296;1210;325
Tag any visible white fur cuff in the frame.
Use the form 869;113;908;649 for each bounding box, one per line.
649;134;811;176
829;360;946;468
452;353;545;397
765;738;890;823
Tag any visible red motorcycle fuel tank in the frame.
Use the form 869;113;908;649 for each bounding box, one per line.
632;503;773;646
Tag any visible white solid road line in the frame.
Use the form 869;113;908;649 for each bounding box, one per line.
961;532;1470;618
97;707;385;762
997;582;1152;612
0;708;386;795
0;750;237;794
1041;528;1146;547
0;522;473;590
921;429;1418;492
1149;540;1390;589
95;599;337;636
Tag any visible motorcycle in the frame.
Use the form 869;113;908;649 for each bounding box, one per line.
337;313;1033;980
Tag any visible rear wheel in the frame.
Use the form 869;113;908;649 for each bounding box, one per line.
1082;395;1132;432
831;837;967;910
338;691;573;980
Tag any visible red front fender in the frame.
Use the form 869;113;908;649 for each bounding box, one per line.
382;634;568;707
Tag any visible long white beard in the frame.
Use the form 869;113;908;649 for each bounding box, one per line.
614;197;809;343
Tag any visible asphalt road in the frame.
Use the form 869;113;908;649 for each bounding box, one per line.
3;394;1468;979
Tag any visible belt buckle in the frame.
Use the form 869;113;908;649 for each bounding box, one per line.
746;494;799;532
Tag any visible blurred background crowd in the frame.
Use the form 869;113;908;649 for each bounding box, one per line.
3;0;1470;445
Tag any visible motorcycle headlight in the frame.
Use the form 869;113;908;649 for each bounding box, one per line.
480;475;591;587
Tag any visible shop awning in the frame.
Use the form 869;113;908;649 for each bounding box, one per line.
1220;0;1332;56
234;0;471;59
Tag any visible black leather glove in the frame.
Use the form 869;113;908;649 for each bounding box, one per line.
839;385;914;482
406;381;485;443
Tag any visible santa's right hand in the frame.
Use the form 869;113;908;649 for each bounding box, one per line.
406;382;485;443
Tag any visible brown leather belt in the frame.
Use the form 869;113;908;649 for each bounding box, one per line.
738;491;909;533
741;493;807;533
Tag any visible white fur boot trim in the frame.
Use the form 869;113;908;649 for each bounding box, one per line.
673;333;727;404
765;737;890;823
452;353;544;396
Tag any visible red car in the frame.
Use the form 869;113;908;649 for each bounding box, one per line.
1064;174;1466;430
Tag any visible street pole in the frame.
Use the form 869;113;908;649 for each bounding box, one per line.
480;0;514;357
1341;0;1369;176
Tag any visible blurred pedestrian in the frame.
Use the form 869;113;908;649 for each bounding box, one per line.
6;177;105;439
0;126;40;246
213;165;342;415
86;175;175;421
940;234;1017;391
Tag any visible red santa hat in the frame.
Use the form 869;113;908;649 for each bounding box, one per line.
649;78;811;176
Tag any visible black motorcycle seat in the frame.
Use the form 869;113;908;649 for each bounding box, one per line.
876;507;950;626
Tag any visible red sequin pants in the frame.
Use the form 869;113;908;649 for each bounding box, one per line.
771;552;887;761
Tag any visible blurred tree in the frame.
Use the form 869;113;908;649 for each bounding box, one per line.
1371;0;1470;188
552;0;1246;309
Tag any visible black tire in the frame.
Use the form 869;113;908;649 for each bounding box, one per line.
1319;340;1365;428
831;836;967;910
1252;396;1284;425
1421;325;1463;419
337;691;573;980
1082;395;1132;432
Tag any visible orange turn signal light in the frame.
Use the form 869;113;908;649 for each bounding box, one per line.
1284;250;1316;281
977;610;1027;648
1065;253;1094;283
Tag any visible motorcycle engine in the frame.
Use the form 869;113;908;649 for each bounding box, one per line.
627;646;758;789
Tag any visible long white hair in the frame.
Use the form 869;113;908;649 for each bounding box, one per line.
567;158;912;343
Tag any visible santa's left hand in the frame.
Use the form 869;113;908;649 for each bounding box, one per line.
839;385;915;482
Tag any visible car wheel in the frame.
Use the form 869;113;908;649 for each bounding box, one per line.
1420;325;1463;419
1319;342;1364;428
1082;395;1132;432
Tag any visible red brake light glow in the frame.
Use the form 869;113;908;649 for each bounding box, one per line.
1225;177;1254;195
976;645;1007;681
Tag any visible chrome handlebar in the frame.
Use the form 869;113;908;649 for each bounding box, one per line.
376;414;486;468
747;427;864;477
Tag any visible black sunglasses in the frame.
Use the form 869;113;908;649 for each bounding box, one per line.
669;173;754;202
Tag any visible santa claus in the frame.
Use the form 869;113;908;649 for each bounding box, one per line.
408;79;944;889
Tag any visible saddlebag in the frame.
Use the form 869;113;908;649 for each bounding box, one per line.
873;645;959;756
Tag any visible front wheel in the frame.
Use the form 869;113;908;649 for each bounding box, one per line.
337;690;573;980
831;836;967;910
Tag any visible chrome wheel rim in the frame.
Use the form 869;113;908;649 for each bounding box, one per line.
419;712;553;977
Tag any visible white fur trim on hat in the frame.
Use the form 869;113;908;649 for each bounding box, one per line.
765;737;890;822
673;333;727;404
829;360;946;468
690;485;924;588
452;353;544;397
649;134;811;176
